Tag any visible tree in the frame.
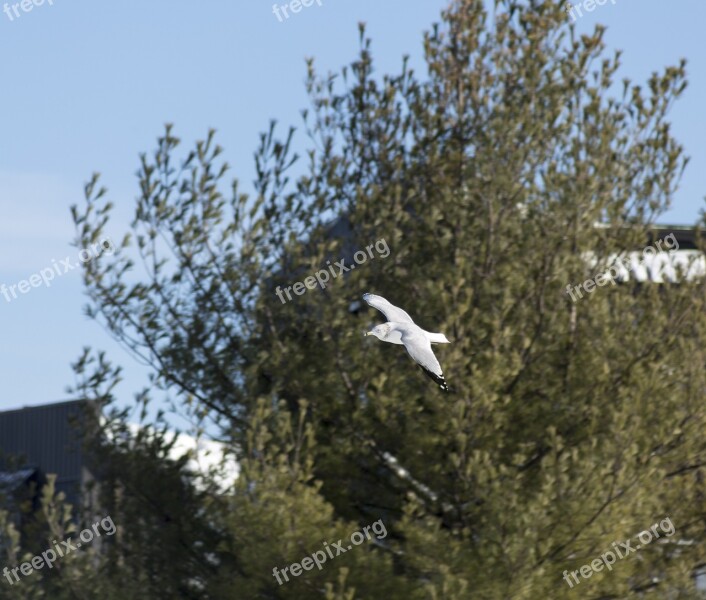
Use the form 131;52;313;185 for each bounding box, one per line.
5;0;706;597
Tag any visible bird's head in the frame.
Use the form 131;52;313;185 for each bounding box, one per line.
365;324;390;341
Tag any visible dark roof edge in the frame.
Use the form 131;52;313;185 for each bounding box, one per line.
0;398;94;416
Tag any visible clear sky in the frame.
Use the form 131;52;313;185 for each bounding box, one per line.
1;0;704;416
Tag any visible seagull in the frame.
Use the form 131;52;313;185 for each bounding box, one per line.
363;293;452;392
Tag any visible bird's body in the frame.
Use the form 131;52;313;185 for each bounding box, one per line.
362;293;452;392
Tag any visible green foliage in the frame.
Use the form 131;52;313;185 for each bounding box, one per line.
4;0;706;598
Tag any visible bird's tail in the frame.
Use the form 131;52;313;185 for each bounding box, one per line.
426;332;450;344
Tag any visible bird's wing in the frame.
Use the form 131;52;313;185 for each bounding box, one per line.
362;293;415;324
400;328;450;392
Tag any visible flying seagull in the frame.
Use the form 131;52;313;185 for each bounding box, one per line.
363;293;451;392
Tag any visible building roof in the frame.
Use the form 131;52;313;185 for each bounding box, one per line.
0;399;95;506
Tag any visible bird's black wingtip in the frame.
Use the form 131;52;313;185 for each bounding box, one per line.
438;381;456;393
418;365;454;393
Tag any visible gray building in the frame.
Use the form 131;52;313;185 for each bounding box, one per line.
0;399;96;512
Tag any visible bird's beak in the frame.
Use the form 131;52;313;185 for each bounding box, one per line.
364;331;371;337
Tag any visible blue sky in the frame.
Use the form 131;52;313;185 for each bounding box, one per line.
1;0;704;417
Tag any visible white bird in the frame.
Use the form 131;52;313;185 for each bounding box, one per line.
363;293;452;392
